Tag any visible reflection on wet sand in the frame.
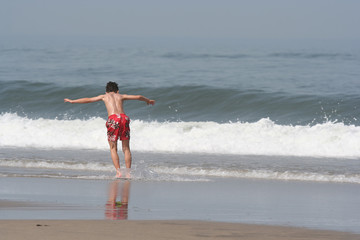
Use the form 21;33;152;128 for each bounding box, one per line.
105;180;131;220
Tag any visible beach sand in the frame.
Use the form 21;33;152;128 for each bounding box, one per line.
1;219;359;240
1;176;360;239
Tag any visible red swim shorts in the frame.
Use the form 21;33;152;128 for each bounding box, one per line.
106;114;130;142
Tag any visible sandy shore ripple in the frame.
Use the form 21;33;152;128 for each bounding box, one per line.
1;220;359;240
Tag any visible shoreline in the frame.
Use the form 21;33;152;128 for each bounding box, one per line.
1;176;360;234
1;220;359;240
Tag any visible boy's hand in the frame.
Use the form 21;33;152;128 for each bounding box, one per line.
148;100;155;105
64;98;74;104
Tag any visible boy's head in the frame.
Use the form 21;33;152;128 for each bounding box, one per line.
106;81;119;93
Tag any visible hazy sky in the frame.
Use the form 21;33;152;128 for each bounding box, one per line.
2;0;360;40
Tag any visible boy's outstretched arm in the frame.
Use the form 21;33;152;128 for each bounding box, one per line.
64;95;104;104
123;95;155;105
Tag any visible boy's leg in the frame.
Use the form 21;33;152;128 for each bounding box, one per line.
122;140;132;168
108;140;121;177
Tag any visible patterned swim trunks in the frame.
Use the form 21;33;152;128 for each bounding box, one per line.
106;114;130;142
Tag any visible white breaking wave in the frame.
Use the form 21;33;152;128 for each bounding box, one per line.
0;113;107;149
1;113;360;158
0;159;113;172
152;166;360;184
1;158;359;184
0;159;210;182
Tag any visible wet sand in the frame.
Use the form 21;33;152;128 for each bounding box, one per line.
1;219;359;240
1;176;360;237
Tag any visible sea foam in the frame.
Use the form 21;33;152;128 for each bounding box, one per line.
1;113;359;158
1;158;359;183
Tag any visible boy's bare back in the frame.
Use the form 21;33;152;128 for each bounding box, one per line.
103;92;126;116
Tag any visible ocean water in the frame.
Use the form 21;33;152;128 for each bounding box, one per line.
1;37;360;183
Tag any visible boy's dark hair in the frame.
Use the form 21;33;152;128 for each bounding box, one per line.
106;81;119;93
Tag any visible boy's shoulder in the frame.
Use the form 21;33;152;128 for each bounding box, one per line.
119;93;129;97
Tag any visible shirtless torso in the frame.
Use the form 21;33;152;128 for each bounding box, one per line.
103;92;126;116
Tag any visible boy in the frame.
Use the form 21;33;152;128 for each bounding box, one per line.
64;81;155;178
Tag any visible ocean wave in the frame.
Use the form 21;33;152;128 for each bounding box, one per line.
268;52;354;59
0;173;114;180
2;80;359;125
162;52;249;60
152;166;360;184
1;113;359;158
0;159;112;172
0;159;210;182
162;51;354;60
2;157;359;183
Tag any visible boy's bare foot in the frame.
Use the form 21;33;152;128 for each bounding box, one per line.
125;168;131;179
115;168;122;178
